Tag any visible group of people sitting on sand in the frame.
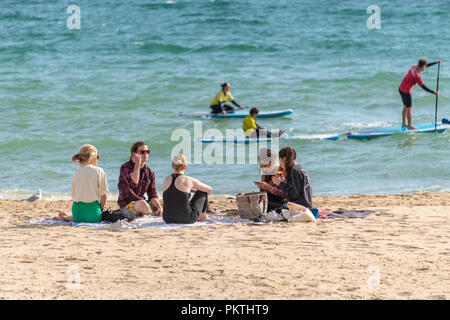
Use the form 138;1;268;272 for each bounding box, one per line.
54;141;312;224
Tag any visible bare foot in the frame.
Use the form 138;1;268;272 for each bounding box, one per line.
52;212;74;222
401;123;407;127
408;125;418;130
198;212;208;222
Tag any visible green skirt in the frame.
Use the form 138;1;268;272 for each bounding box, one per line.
72;201;102;223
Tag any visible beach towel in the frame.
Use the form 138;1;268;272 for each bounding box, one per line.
28;215;250;230
320;210;375;219
318;209;333;219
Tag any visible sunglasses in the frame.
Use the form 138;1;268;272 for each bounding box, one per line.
137;150;151;155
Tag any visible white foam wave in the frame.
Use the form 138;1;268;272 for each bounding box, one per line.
0;189;119;201
284;134;339;140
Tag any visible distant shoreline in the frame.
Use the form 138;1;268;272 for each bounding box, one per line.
2;191;450;208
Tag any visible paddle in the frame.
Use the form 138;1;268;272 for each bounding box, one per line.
434;62;441;131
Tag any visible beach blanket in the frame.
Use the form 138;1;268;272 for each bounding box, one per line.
28;215;250;230
318;209;333;219
320;210;375;219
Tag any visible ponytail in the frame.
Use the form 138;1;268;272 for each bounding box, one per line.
72;144;97;165
72;154;81;163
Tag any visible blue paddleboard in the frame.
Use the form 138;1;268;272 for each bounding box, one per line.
347;121;449;139
179;109;293;119
200;133;339;144
200;137;274;144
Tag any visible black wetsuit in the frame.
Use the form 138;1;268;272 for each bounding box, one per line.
210;100;242;114
162;173;208;224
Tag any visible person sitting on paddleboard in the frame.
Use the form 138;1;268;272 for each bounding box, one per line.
210;82;245;114
399;58;440;129
243;107;286;138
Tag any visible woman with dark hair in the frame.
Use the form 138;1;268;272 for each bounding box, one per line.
117;141;163;217
210;82;245;114
271;146;313;209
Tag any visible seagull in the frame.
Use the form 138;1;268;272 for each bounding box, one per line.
26;189;42;202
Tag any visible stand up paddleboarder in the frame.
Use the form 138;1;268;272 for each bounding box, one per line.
399;59;440;129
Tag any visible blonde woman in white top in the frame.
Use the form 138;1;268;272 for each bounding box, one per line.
54;144;108;222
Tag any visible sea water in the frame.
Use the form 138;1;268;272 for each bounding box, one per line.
1;0;449;199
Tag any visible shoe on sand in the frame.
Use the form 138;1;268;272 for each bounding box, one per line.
263;211;284;222
252;215;273;225
109;219;136;230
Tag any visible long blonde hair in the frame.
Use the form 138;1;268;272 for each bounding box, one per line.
72;144;98;166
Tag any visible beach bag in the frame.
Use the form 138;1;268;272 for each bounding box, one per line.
236;192;268;219
283;202;316;223
101;207;136;223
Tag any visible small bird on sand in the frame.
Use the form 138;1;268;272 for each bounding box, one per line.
26;189;42;202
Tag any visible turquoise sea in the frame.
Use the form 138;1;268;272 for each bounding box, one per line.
1;0;449;200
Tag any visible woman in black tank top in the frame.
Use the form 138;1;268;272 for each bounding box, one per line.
162;154;212;224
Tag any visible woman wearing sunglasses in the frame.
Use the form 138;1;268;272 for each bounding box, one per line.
53;144;108;222
117;141;163;217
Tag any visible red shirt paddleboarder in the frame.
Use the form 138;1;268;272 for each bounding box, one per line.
399;58;440;129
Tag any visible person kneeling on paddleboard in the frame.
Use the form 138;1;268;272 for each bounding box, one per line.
210;82;245;114
243;107;286;138
399;58;440;129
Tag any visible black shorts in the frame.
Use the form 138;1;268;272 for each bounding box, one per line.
210;104;234;114
399;88;412;107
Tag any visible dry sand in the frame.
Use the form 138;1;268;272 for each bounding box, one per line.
0;192;449;300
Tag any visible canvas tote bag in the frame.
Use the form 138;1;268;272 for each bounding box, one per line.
236;192;268;219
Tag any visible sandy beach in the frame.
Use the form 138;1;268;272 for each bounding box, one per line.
0;192;449;300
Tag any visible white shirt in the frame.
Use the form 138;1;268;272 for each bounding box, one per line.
72;165;109;202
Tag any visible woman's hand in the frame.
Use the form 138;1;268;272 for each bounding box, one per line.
272;175;285;186
132;152;142;166
153;207;163;216
255;181;272;192
262;182;272;191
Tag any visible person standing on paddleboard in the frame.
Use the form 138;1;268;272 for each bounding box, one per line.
399;58;440;129
210;82;245;114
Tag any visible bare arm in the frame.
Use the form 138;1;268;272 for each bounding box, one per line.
131;153;142;184
99;193;107;210
149;197;162;216
191;178;212;195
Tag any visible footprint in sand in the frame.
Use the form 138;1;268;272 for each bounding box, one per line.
398;292;412;297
